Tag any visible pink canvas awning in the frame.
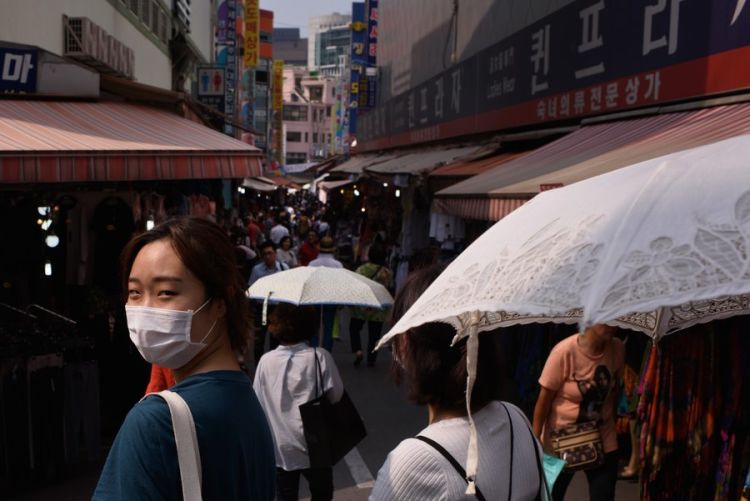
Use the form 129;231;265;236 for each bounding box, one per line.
0;100;263;183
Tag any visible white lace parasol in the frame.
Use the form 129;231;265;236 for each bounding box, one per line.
375;133;750;494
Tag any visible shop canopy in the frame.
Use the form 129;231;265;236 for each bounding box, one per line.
435;102;750;220
429;151;528;178
0;100;263;183
319;179;355;191
364;145;479;175
330;153;400;174
242;177;278;192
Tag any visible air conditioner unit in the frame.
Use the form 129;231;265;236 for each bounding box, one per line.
124;47;135;79
63;16;98;58
118;43;128;75
97;26;109;64
64;16;135;79
108;38;121;73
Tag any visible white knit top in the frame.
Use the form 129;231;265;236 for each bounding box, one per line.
370;401;544;501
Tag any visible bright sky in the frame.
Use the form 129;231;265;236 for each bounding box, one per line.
261;0;354;37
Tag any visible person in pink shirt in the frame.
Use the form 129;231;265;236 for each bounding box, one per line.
532;324;624;501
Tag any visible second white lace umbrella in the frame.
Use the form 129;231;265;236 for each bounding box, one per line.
247;266;393;311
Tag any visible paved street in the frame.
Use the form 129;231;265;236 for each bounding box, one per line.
11;319;639;501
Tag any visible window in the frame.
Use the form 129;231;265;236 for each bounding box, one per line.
260;32;271;43
313;133;318;143
140;0;151;27
331;86;335;98
304;132;308;143
286;131;302;142
151;1;160;31
283;106;308;122
256;70;269;84
308;85;323;102
326;107;331;117
129;0;139;15
159;11;169;42
286;152;307;164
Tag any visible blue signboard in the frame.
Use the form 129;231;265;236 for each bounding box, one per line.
0;48;37;94
366;0;378;68
359;0;750;147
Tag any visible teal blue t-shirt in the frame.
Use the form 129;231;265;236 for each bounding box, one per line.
94;370;275;500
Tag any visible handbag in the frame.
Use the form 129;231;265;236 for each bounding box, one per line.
143;390;202;501
299;348;367;467
550;420;604;471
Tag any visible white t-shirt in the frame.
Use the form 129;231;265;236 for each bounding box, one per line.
252;343;344;471
270;224;290;244
308;254;343;268
370;401;544;501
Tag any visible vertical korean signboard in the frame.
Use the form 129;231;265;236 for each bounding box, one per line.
272;60;284;163
349;2;367;134
244;0;259;68
365;0;378;109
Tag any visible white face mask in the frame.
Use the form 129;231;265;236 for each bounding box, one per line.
125;298;218;369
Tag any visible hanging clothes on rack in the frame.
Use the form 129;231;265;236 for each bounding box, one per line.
637;318;750;500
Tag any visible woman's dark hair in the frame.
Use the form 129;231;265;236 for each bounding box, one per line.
269;303;318;344
368;244;387;266
120;217;251;353
279;236;292;248
390;263;502;412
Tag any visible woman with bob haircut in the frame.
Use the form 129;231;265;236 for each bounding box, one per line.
253;303;344;501
370;263;546;500
94;217;275;500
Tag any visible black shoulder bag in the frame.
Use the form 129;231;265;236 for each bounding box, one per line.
299;348;367;467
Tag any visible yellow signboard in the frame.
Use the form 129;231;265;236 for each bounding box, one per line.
244;0;260;68
272;60;284;111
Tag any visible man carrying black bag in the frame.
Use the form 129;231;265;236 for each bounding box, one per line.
253;304;366;501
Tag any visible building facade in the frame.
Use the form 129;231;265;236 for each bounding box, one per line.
307;12;350;71
0;0;212;90
281;67;336;165
273;28;307;66
316;24;351;77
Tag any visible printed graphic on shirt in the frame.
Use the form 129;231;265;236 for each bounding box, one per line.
576;365;612;423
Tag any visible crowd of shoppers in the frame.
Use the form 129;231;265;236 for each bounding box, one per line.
96;204;628;501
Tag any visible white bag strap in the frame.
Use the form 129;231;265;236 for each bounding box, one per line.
144;390;203;501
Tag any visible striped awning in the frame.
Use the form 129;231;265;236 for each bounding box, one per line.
365;145;479;175
432;197;530;221
436;103;750;220
429;151;527;177
330;153;400;174
0;100;263;183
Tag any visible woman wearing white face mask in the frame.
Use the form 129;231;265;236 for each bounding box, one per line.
94;217;276;500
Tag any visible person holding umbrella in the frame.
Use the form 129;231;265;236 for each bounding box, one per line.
253;303;343;501
370;264;547;500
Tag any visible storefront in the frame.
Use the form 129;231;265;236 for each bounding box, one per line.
0;97;263;494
